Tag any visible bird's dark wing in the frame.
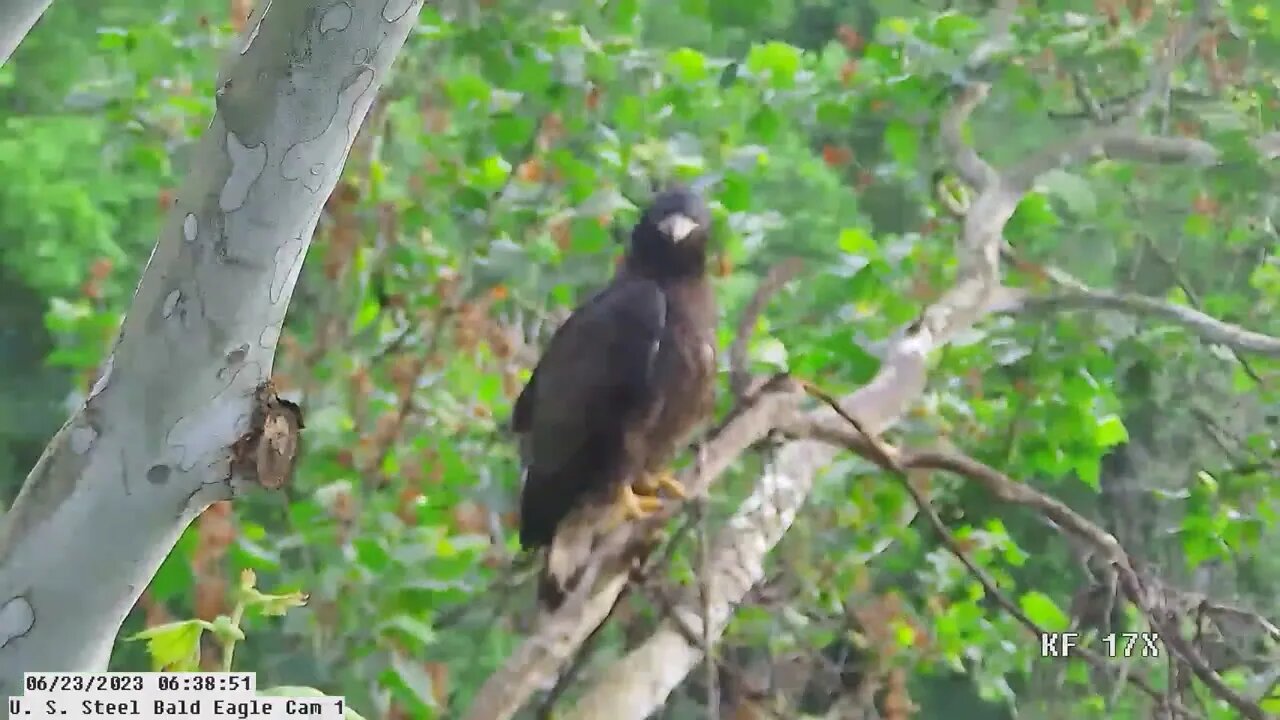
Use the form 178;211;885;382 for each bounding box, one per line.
514;278;667;548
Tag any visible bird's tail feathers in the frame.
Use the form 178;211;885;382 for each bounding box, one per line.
537;505;606;613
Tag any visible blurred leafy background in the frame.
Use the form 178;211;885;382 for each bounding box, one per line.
1;0;1278;717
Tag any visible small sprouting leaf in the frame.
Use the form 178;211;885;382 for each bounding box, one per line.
242;586;310;617
208;615;246;645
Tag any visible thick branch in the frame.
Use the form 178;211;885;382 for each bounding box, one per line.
0;0;424;688
563;440;831;720
0;0;52;68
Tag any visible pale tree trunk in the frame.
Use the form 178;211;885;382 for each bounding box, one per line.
0;0;52;69
0;0;424;693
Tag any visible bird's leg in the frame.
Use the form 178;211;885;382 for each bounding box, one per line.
609;482;664;528
634;468;688;500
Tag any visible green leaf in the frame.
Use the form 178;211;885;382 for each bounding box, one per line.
745;41;802;88
241;586;309;617
892;621;916;647
352;297;380;333
883;119;918;166
1018;591;1070;632
837;227;878;256
1093;414;1128;447
816;99;853;127
1038;170;1097;216
474;155;512;192
128;620;207;671
718;173;751;212
1074;455;1101;490
1183;213;1213;238
666;47;708;83
149;528;197;603
490;113;536;152
381;615;438;647
746;105;782;142
1008;193;1060;233
388;652;439;709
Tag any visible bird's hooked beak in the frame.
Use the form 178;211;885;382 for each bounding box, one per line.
657;213;700;243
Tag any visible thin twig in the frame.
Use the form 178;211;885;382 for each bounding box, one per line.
798;380;901;473
728;258;805;400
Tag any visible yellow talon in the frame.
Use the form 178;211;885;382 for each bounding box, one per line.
616;483;663;524
637;470;687;499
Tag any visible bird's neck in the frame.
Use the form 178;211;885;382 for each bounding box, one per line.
621;248;706;283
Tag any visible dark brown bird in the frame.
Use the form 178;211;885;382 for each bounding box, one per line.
512;186;718;610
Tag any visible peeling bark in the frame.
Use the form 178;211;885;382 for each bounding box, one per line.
0;0;424;690
0;0;53;69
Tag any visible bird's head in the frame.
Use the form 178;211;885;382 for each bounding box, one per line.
627;185;712;279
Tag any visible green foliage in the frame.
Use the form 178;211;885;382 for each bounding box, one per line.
129;569;306;673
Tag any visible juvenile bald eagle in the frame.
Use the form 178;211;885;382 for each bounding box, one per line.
513;186;718;610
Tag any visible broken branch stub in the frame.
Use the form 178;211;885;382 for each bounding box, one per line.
231;380;305;491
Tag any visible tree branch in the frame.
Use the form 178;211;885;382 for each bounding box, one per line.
0;0;424;688
1003;285;1280;357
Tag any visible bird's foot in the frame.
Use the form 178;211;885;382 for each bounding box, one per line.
609;483;664;528
635;469;688;500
